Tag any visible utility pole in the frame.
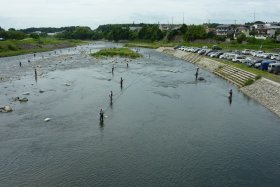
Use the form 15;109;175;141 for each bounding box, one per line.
183;13;185;24
254;11;256;22
171;16;174;30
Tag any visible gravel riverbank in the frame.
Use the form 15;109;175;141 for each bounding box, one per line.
157;47;280;117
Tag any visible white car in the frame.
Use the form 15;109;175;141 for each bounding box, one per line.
271;54;280;60
242;49;251;55
232;55;246;63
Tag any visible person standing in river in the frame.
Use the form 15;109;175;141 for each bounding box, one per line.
19;62;22;67
109;91;113;101
34;68;37;80
120;77;123;88
99;109;104;122
229;89;233;99
112;65;114;74
195;67;199;80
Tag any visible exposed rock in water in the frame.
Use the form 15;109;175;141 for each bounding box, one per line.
0;105;13;113
13;97;29;102
44;118;51;122
198;77;205;81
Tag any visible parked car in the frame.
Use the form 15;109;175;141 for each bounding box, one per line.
226;54;237;61
268;63;280;74
248;59;261;67
254;62;262;69
242;49;251;55
260;53;273;59
252;51;264;57
260;60;276;70
198;49;206;55
204;50;214;56
232;55;246;63
210;52;223;58
271;54;280;60
212;45;222;50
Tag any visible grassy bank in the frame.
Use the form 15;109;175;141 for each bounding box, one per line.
215;58;280;83
124;41;176;49
91;48;142;59
0;38;86;57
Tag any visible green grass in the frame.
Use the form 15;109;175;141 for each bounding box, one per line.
0;38;86;57
244;78;255;86
124;41;177;49
215;58;280;83
91;48;142;59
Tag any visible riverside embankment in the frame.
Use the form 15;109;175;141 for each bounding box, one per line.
157;47;280;117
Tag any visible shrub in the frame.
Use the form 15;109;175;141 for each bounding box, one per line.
244;78;254;86
255;75;262;80
7;44;17;51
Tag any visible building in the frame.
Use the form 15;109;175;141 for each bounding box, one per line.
159;24;182;31
129;26;142;31
234;26;250;38
216;24;235;36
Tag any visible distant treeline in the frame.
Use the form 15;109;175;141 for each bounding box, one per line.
1;23;279;44
19;26;77;34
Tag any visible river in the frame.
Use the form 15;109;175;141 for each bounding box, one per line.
0;42;280;186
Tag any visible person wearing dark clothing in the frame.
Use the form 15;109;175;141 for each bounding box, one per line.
229;89;233;98
120;77;123;88
195;67;199;80
34;68;37;81
112;65;114;74
109;91;113;100
99;109;104;122
19;62;22;67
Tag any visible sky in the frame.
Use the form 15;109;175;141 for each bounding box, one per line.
1;0;280;30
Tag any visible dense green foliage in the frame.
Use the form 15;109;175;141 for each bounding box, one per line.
0;38;84;57
138;25;164;41
0;30;27;40
19;27;75;34
184;25;207;41
91;48;142;59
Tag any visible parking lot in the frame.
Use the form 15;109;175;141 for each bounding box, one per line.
177;46;280;74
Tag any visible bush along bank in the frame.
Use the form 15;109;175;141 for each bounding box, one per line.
157;47;280;117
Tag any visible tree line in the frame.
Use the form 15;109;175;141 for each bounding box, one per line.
1;24;279;45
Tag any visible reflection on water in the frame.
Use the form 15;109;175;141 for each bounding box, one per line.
0;43;280;186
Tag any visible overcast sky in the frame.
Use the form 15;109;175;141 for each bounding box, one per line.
1;0;280;29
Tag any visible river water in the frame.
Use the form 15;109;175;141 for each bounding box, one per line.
0;42;280;186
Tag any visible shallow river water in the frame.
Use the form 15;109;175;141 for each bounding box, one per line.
0;42;280;186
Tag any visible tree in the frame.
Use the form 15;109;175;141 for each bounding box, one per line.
0;30;27;40
249;30;257;36
184;25;207;41
30;33;40;39
138;25;163;41
236;33;246;44
179;24;187;34
72;27;93;40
